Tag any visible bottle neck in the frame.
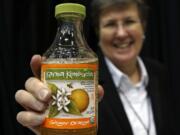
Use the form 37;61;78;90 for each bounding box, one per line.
49;15;85;58
56;16;84;47
43;14;97;60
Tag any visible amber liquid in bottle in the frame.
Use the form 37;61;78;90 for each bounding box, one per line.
41;58;98;135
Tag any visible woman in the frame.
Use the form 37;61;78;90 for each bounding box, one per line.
92;0;173;135
15;0;174;135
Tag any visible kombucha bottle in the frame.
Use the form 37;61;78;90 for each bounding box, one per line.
41;3;98;135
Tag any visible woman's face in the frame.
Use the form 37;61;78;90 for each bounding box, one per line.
99;4;144;66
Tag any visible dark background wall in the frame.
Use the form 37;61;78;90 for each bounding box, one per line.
0;0;180;135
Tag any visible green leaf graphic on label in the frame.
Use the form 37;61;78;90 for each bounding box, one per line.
65;100;81;115
47;83;58;94
48;105;60;118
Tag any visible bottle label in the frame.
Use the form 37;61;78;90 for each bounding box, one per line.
41;63;98;129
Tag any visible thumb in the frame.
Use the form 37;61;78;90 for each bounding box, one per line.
30;55;42;78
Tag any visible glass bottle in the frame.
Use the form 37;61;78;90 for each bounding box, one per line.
41;3;98;135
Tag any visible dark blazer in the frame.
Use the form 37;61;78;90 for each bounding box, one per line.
97;49;174;135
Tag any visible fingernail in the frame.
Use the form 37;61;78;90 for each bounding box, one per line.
39;89;49;101
35;102;45;111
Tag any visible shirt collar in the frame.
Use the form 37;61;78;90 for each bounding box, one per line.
105;57;149;91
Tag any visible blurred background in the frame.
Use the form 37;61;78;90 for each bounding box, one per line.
0;0;180;134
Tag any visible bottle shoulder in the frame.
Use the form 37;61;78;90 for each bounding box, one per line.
42;57;98;64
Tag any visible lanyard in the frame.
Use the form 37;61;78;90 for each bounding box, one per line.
120;90;151;135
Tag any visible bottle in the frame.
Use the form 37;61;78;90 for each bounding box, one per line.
41;3;98;135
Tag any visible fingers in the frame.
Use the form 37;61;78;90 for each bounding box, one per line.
15;77;50;135
15;77;51;112
15;90;46;112
98;85;104;102
25;77;51;102
16;111;45;127
30;55;42;78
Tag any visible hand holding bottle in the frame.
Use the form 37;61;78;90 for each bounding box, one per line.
15;55;104;135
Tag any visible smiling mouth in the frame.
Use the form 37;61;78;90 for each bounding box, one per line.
113;41;133;49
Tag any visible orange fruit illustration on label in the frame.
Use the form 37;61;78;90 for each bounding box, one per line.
69;89;89;112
